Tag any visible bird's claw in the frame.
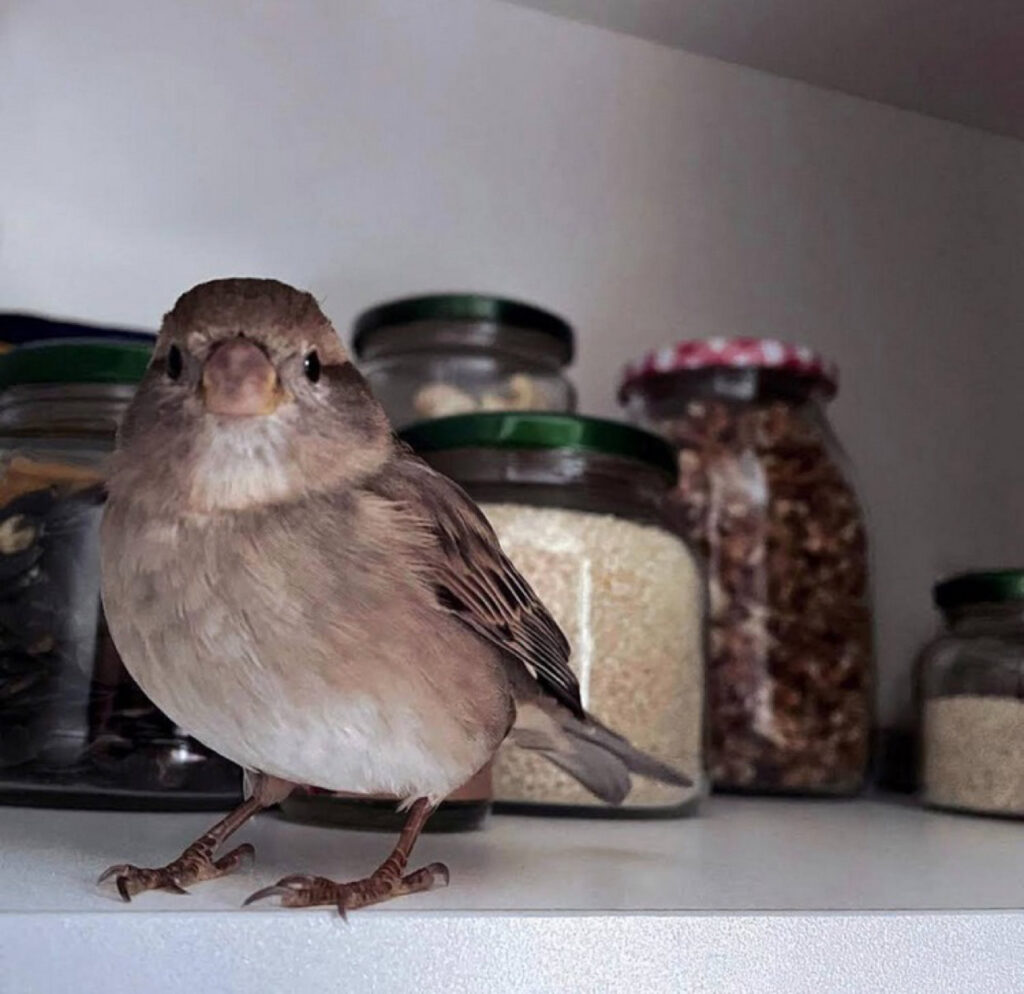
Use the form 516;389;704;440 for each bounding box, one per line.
242;873;335;909
96;864;131;885
242;863;449;915
97;863;168;902
227;842;257;870
421;862;450;888
242;883;304;907
97;842;256;901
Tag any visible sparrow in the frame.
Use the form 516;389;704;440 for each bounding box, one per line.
97;277;690;914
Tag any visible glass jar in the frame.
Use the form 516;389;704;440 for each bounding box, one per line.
919;571;1024;818
0;339;242;810
620;338;873;795
399;412;707;817
351;294;576;428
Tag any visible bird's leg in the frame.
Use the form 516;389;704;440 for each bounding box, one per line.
244;796;448;915
98;775;293;901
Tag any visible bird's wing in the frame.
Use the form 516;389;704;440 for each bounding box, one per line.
367;449;585;719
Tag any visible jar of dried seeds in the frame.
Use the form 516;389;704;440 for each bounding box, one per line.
0;336;242;810
620;339;873;795
919;571;1024;818
400;412;706;817
352;294;576;428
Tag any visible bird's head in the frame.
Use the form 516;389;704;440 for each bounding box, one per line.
111;278;392;514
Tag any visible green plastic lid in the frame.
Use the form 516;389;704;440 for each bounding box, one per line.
0;341;153;389
934;570;1024;610
352;294;574;364
401;412;677;479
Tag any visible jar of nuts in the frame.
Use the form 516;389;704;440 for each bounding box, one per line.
401;412;707;817
0;334;242;810
351;294;576;429
919;571;1024;819
620;339;873;795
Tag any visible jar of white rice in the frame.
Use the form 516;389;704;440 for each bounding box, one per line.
919;570;1024;818
402;412;706;816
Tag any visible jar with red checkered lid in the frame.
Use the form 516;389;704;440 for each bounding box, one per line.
619;338;873;795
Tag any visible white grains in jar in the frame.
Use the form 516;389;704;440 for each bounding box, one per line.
482;503;704;810
918;572;1024;819
923;697;1024;816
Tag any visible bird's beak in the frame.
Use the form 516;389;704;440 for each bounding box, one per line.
201;338;285;417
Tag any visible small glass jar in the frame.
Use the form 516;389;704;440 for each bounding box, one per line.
351;294;576;428
400;412;707;817
620;338;873;796
0;338;242;810
919;571;1024;818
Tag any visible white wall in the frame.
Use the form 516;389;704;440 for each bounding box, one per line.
2;0;1023;725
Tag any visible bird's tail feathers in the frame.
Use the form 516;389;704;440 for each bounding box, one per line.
509;701;692;806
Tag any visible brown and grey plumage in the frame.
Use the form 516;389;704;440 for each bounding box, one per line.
98;277;689;913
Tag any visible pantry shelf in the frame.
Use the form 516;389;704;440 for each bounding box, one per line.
2;796;1022;992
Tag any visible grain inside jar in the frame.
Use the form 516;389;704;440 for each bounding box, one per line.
923;697;1024;816
918;570;1024;819
620;339;874;796
482;503;704;809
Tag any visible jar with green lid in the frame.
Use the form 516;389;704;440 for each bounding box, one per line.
0;336;241;810
919;570;1024;818
351;294;576;428
399;412;706;817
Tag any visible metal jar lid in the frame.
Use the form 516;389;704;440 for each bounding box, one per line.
0;341;152;389
352;294;574;366
934;570;1024;610
619;337;839;402
401;411;676;480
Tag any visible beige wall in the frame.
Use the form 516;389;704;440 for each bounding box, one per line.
3;0;1023;722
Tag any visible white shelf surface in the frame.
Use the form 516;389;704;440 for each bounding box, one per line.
2;796;1023;992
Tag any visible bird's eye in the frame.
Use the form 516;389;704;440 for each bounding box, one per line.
303;350;321;383
166;345;183;381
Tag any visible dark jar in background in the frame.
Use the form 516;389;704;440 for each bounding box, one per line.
399;412;706;818
279;767;493;833
0;312;158;351
351;294;576;428
620;338;873;796
0;334;242;810
918;571;1024;819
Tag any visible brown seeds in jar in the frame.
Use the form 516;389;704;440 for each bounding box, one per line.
662;400;872;793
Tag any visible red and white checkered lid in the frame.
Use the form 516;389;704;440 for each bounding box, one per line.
619;337;839;400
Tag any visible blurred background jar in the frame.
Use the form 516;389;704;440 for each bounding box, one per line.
919;570;1024;819
0;312;158;351
0;324;242;810
400;412;706;817
351;294;576;428
280;769;493;833
620;338;873;796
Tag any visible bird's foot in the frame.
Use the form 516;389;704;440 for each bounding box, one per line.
244;861;449;915
98;839;255;901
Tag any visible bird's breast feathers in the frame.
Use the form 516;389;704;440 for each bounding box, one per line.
100;500;508;800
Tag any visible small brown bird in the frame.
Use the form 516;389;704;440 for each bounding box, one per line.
98;278;689;913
